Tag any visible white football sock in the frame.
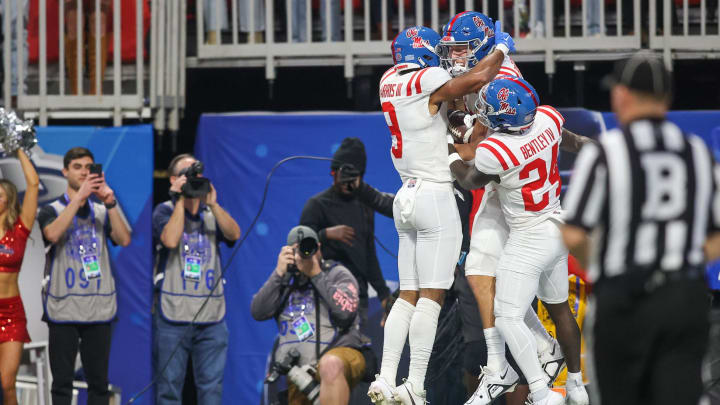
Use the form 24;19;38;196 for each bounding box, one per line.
483;327;506;372
524;307;552;354
407;297;441;393
379;297;415;384
567;371;583;388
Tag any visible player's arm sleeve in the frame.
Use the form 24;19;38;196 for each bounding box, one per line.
356;181;394;218
299;197;328;243
310;265;360;328
536;105;565;136
419;67;452;96
250;271;288;321
562;142;608;231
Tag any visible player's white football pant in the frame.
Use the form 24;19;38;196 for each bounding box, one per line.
393;180;461;290
495;219;570;393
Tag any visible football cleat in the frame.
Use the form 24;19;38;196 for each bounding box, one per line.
394;379;427;405
538;340;566;386
368;375;400;405
464;363;520;405
524;390;565;405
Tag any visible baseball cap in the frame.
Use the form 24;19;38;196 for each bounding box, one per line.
602;52;672;98
286;225;320;257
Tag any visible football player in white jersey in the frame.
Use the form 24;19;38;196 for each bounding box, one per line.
368;24;516;405
448;77;590;405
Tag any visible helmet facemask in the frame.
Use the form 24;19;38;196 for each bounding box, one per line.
437;36;489;77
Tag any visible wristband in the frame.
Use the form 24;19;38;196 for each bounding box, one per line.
448;153;462;165
495;43;510;57
104;199;118;209
447;134;455;144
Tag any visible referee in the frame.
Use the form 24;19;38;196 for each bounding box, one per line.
561;52;720;405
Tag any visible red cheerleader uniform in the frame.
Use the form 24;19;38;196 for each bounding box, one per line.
0;217;32;343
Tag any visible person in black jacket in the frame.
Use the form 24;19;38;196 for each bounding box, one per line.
300;137;395;326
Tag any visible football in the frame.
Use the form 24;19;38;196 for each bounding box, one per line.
448;109;474;144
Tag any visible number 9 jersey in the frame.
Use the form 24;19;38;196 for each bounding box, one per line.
474;105;566;230
379;64;454;183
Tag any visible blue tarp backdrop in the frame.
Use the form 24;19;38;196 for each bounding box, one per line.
36;125;154;405
195;110;720;404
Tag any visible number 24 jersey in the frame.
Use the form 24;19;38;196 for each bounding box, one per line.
474;106;566;230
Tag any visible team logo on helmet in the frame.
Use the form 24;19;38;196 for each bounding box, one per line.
412;36;430;49
473;16;486;28
406;27;419;38
497;87;510;102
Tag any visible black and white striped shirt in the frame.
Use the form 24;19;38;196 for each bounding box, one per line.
563;118;720;281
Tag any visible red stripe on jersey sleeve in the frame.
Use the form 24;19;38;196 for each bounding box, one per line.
478;143;509;171
499;68;519;77
541;105;565;125
486;137;520;166
537;106;562;134
414;68;429;94
406;70;421;96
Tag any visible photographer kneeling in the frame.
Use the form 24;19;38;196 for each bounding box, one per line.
252;226;366;405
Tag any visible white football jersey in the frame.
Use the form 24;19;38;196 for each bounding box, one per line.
379;64;453;183
474;105;566;230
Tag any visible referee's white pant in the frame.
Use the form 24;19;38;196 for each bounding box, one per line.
393;179;462;291
494;218;569;386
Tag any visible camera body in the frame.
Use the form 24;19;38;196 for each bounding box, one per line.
178;161;211;198
286;230;319;274
265;348;321;404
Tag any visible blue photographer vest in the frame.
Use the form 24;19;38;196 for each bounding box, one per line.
153;201;225;324
42;199;117;323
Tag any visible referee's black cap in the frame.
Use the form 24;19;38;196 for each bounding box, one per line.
602;52;672;98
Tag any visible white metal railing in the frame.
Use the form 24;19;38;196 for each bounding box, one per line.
150;0;186;133
2;0;147;126
193;0;719;76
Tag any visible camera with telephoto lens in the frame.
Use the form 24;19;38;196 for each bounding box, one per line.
178;161;211;198
287;228;319;274
265;348;321;404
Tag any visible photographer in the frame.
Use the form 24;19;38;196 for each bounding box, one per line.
251;226;366;405
152;153;241;405
38;147;131;405
300;137;395;326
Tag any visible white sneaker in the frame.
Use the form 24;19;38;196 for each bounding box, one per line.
394;379;426;405
368;375;399;405
525;390;565;405
566;384;589;405
464;363;520;405
538;340;566;385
